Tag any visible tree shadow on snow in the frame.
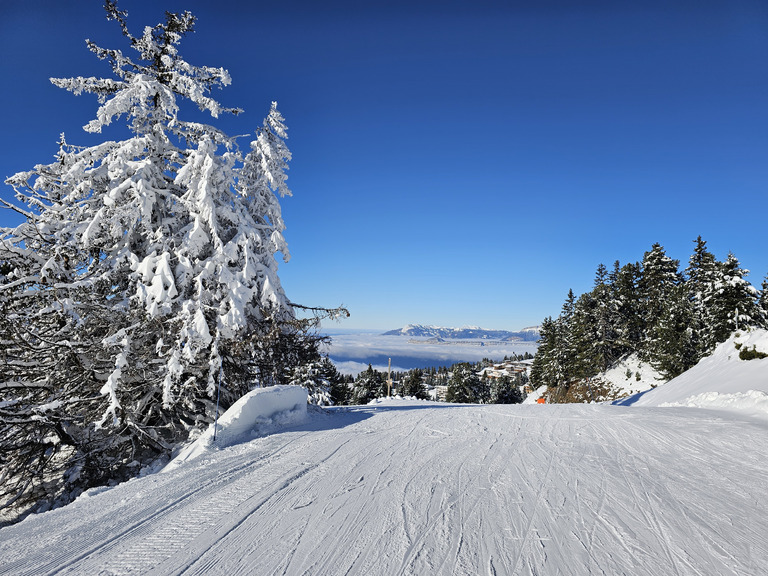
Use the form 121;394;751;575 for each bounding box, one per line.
291;402;478;433
287;406;374;433
611;389;654;406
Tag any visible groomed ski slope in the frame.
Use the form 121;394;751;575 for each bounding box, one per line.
2;399;768;575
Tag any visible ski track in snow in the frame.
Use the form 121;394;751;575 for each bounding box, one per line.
2;402;767;576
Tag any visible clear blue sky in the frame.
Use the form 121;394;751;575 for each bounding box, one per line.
1;0;766;330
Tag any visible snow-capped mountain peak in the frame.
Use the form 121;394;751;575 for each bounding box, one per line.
382;324;540;341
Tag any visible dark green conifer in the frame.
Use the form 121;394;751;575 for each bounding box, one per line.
351;365;385;405
445;363;483;403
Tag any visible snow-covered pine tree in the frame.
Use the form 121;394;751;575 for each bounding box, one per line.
0;2;345;522
529;303;574;398
287;356;345;406
685;238;761;352
708;253;762;342
568;291;598;379
684;236;721;356
330;370;353;406
647;282;698;379
591;263;618;368
489;375;523;404
760;275;768;327
569;264;620;379
638;243;683;364
528;316;555;389
445;363;485;404
609;260;644;354
529;242;764;399
351;365;385;405
548;291;579;398
400;368;429;400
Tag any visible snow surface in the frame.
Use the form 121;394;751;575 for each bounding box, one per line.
614;329;768;420
599;353;664;398
2;333;768;575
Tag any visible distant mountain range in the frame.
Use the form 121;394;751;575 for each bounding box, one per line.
382;324;541;342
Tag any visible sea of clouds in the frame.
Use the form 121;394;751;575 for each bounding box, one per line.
322;330;538;375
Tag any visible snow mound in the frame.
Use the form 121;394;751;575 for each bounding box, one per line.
601;353;664;396
615;329;768;419
165;385;307;471
659;390;768;419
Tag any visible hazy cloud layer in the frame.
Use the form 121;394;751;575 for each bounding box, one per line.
324;333;538;375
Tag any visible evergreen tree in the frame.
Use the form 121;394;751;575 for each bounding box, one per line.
760;275;768;327
638;243;682;363
529;290;578;398
287;355;344;406
529;241;764;400
555;291;577;378
529;303;576;398
490;375;523;404
329;363;353;406
445;363;483;403
591;263;620;368
610;261;644;354
684;236;721;356
646;283;698;379
709;253;762;342
569;265;618;378
529;316;557;389
561;288;576;324
685;238;762;351
569;292;602;379
0;3;345;522
351;365;385;405
400;369;429;399
477;372;492;404
639;243;701;377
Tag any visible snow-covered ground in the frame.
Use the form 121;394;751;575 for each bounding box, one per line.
2;331;768;575
614;329;768;417
600;353;665;397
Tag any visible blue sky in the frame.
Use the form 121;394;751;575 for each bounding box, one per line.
1;0;766;331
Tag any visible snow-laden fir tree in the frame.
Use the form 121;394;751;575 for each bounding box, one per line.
529;315;563;394
609;260;644;353
0;2;345;523
638;244;683;361
589;263;618;369
709;253;762;342
287;356;345;406
685;238;762;354
531;290;580;399
684;236;722;356
568;265;620;379
760;275;768;326
400;368;429;400
648;282;698;379
489;375;523;404
351;365;385;405
445;363;487;404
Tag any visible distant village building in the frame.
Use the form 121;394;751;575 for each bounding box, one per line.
429;360;533;402
477;360;530;385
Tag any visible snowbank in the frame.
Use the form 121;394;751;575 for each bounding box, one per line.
600;353;664;396
615;329;768;419
164;385;308;471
